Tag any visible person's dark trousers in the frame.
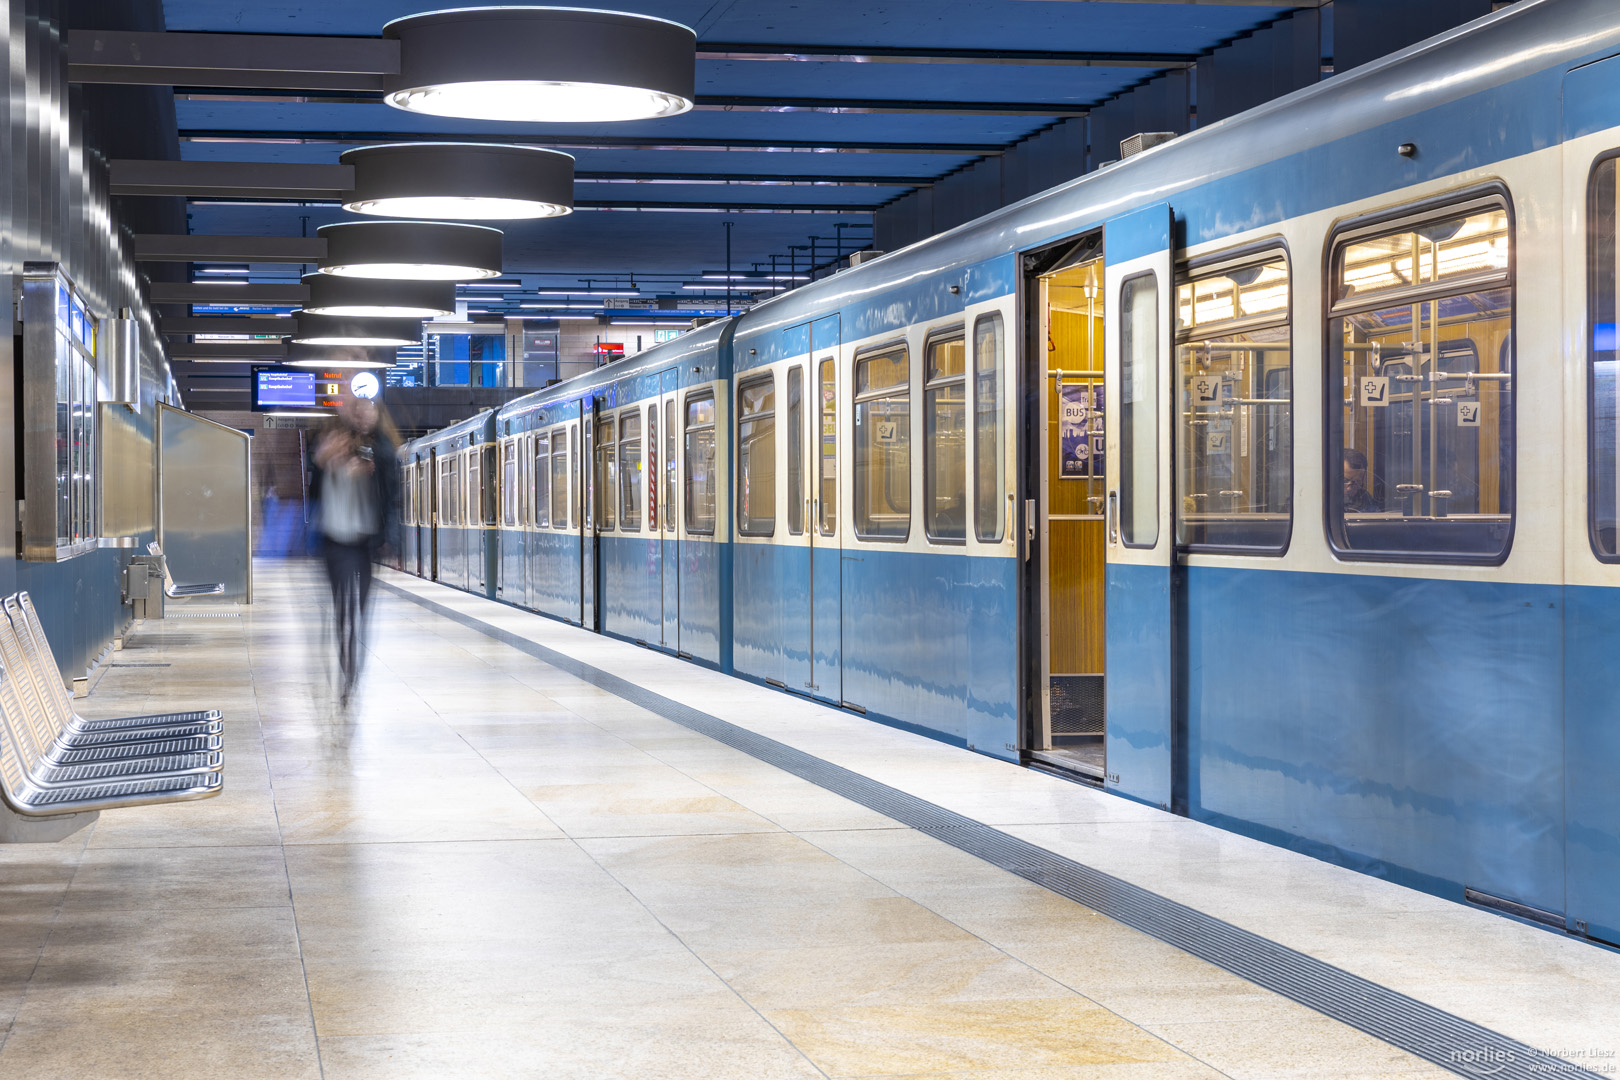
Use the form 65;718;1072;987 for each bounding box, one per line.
323;539;374;698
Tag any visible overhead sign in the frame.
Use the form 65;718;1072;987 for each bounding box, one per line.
250;366;347;412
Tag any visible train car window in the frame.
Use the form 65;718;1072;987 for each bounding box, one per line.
854;343;911;541
551;431;568;528
419;465;429;527
738;374;776;536
1120;274;1160;547
664;399;677;533
441;456;457;527
819;358;837;535
595;417;616;530
1329;193;1513;563
501;440;518;527
534;434;551;528
685;392;717;534
466;452;479;528
619;410;643;531
1589;156;1620;560
973;314;1005;543
925;330;967;542
787;367;805;535
1175;251;1292;553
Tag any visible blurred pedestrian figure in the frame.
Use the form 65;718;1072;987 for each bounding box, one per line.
310;397;400;705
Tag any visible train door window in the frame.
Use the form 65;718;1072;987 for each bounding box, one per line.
1329;193;1513;563
441;456;457;526
854;343;911;540
619;410;643;531
647;404;659;530
685;391;717;534
973;314;1005;542
787;366;805;535
483;445;497;525
551;431;568;528
664;398;677;533
501;440;518;527
595;416;616;530
1120;274;1160;547
925;329;967;542
535;434;551;528
1175;250;1292;553
1589;156;1620;559
818;358;836;535
738;373;776;536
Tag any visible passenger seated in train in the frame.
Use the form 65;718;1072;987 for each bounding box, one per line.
1342;448;1381;512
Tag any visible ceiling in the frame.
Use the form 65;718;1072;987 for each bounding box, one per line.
147;2;1306;294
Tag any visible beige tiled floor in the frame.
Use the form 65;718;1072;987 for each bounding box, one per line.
0;561;1496;1078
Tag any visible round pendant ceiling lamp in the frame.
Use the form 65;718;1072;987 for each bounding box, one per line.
382;8;696;124
302;273;457;318
318;221;503;281
340;143;574;220
293;312;424;347
284;344;396;370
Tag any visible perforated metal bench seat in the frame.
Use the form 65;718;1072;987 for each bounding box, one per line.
43;733;221;765
166;582;224;598
2;769;222;816
52;718;221;749
32;749;222;785
73;708;223;731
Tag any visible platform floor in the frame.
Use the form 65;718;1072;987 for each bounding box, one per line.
1;560;1616;1080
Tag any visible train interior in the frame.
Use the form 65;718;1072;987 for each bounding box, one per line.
1031;249;1109;779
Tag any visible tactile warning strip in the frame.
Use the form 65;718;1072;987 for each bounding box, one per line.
378;578;1598;1080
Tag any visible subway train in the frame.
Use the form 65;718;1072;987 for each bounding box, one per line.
398;0;1620;945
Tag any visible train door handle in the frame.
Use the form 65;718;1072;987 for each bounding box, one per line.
1106;490;1120;545
1024;499;1036;562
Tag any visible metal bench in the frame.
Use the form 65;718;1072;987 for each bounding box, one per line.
0;593;222;818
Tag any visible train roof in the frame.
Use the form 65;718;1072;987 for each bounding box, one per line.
402;407;496;455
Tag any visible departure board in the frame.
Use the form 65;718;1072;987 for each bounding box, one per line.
251;366;347;412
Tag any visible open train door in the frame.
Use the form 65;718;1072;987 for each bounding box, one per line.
1102;203;1178;810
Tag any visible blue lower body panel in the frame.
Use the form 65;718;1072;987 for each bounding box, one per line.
1184;566;1565;913
1565;584;1620;944
1105;561;1173;808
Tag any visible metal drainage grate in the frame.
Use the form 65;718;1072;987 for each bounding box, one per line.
376;578;1601;1080
163;612;241;618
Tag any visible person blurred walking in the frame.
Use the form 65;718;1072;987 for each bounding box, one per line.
310;397;400;705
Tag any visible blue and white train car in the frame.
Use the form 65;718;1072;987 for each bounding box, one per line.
400;411;497;597
402;0;1620;947
491;319;731;664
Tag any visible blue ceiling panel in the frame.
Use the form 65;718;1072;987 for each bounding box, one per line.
693;59;1137;105
161;1;1288;55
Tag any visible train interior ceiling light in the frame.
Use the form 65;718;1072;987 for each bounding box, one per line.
341;144;574;221
302;274;457;319
292;313;424;347
317;221;503;281
382;8;696;124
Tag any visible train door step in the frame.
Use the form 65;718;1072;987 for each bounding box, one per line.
1028;748;1105;786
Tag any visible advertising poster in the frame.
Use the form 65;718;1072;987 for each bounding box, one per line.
1060;383;1105;478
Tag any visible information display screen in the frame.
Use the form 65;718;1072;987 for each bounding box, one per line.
251;366;348;412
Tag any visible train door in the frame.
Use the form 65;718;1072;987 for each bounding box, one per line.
429;448;441;581
1102;203;1178;809
810;316;843;703
658;368;681;650
1029;236;1108;780
581;397;600;631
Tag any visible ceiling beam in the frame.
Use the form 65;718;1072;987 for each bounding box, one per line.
112;160;353;199
67;30;397;90
149;282;309;304
693;96;1085;117
179;131;1005;156
696;43;1196;68
167;341;290;360
160;317;292;336
70;29;1199;91
134;234;326;263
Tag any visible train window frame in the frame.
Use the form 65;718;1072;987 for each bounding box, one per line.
787;366;805;535
972;312;1005;543
923;325;967;545
853;339;913;543
619;408;643;531
535;432;551;528
684;389;718;536
501;439;518;528
1587;151;1620;563
1174;241;1294;557
596;415;616;531
1323;184;1516;567
737;372;777;537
